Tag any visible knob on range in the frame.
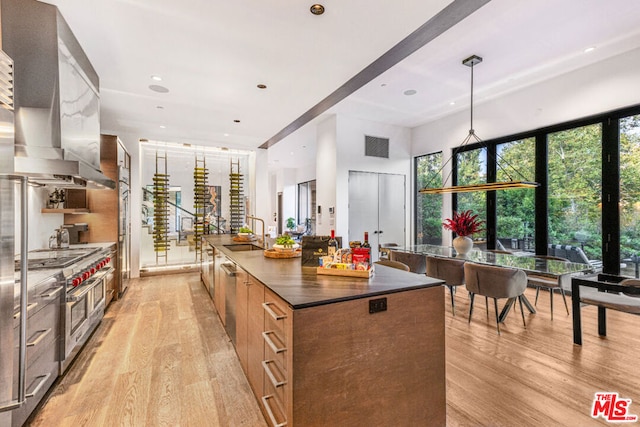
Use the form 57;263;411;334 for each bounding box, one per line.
72;277;82;287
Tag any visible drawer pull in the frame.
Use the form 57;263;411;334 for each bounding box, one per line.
25;373;51;399
262;331;286;354
262;395;287;427
262;360;287;388
39;286;63;298
27;328;52;347
263;302;287;320
13;302;37;319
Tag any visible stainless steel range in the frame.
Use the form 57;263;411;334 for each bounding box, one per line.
57;246;115;374
20;246;116;374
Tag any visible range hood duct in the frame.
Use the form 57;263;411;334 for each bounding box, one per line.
0;0;115;190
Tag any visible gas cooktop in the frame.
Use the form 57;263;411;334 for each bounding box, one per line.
14;247;100;271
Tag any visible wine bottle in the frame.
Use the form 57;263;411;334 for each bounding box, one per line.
328;230;338;257
362;231;371;267
362;232;371;248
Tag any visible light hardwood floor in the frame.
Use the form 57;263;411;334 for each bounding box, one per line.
29;273;639;426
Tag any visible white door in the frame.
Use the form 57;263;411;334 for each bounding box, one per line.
348;171;405;261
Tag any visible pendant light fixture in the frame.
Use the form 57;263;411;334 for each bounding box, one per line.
419;55;539;195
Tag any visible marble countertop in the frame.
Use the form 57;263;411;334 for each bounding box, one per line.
204;235;443;309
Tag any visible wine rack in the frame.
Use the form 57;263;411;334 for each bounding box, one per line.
193;156;208;259
229;158;244;232
153;150;169;263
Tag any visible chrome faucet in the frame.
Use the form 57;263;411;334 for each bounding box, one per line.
246;215;267;249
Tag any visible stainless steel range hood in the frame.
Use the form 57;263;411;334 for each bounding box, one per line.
0;0;116;190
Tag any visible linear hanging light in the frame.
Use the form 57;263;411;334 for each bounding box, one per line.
419;55;539;195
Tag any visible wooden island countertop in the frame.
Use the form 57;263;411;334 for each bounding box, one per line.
202;234;447;427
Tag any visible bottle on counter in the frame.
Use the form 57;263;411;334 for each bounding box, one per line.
328;229;338;258
361;232;371;267
362;232;371;249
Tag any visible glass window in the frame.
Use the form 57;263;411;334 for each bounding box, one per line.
297;180;316;233
620;114;640;277
548;124;602;262
496;138;536;252
415;152;443;244
456;148;487;243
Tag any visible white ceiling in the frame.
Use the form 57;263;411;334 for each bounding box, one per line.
42;0;640;167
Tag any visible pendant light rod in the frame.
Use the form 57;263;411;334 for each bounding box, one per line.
418;54;540;194
463;54;482;134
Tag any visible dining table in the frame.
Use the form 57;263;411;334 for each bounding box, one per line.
392;244;594;322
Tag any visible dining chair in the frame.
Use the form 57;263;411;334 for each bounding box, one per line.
463;262;528;335
378;243;399;260
426;256;466;315
389;251;426;274
374;260;410;271
527;255;570;320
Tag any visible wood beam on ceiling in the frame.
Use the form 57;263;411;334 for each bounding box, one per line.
259;0;492;149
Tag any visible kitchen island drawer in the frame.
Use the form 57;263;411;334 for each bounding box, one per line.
263;288;291;341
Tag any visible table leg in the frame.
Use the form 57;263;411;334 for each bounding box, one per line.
498;294;536;323
571;280;582;345
598;307;607;336
498;298;515;322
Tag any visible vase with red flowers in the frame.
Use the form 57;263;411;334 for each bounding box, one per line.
443;210;485;256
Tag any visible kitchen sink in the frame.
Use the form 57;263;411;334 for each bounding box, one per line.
223;244;263;252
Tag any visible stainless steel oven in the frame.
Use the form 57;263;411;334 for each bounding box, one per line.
61;247;114;373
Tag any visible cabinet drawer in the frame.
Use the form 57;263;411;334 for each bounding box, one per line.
261;390;287;427
263;331;287;376
262;359;288;409
14;296;61;365
11;338;59;427
263;288;290;341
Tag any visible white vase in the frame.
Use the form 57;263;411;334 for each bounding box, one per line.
453;236;473;257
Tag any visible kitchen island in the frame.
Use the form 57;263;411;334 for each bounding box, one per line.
203;235;446;426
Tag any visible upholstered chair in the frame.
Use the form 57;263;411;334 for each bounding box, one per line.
464;262;528;335
426;256;466;315
374;260;410;271
389;251;426;274
526;255;570;320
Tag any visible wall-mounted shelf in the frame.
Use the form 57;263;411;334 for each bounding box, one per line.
41;208;90;214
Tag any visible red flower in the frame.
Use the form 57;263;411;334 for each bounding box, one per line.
443;210;485;237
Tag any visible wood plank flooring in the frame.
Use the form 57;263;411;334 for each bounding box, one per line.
28;273;640;426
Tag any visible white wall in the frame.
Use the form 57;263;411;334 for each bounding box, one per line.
14;183;63;254
315;115;337;236
335;115;412;245
412;47;640;156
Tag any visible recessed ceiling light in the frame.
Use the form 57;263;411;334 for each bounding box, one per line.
290;151;294;155
302;145;307;149
310;4;325;15
449;101;456;106
149;84;169;93
404;89;417;96
159;125;166;129
381;83;387;87
224;133;229;137
234;119;241;123
584;46;596;54
257;84;267;89
151;75;162;81
156;105;164;109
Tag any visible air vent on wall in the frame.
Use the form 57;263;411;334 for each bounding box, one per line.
364;135;389;158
